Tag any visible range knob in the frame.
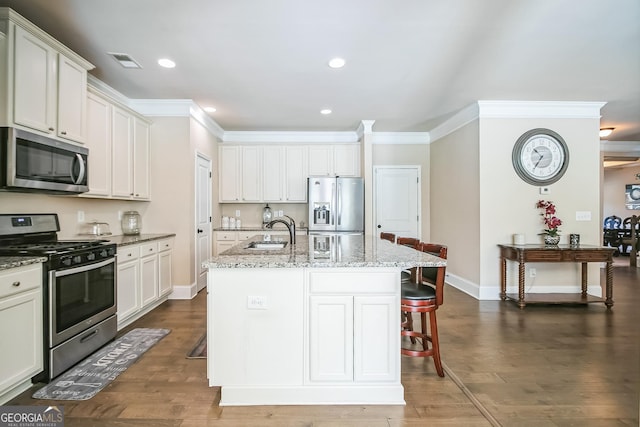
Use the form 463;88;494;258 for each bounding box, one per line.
73;255;82;264
99;249;108;258
61;256;73;267
87;252;96;261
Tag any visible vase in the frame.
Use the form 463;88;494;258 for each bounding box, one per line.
544;234;560;245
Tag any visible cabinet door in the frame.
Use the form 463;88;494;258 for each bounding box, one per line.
133;117;150;199
353;295;398;382
140;254;158;307
57;53;87;143
308;295;354;382
241;146;261;202
158;249;173;297
219;146;241;202
262;146;284;202
285;145;308;202
0;288;43;395
84;92;112;196
13;25;56;134
333;145;360;177
215;240;236;256
111;106;133;198
308;145;333;176
116;260;139;324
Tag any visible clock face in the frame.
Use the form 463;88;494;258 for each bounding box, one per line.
512;129;569;186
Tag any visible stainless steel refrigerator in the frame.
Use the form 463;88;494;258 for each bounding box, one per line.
307;176;364;234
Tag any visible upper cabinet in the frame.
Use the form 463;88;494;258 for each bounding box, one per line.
308;144;360;177
1;10;94;144
83;87;151;200
219;143;359;203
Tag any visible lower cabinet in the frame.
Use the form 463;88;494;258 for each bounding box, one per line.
0;263;43;404
214;229;305;255
116;237;174;329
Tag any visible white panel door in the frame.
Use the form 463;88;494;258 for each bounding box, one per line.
308;295;354;382
374;167;420;238
196;154;212;292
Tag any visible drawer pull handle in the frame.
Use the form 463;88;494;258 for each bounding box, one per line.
12;281;20;287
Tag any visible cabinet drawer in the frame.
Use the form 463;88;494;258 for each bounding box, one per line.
237;231;255;241
0;264;41;299
308;270;398;294
216;232;237;241
117;246;140;262
139;242;158;256
158;238;174;252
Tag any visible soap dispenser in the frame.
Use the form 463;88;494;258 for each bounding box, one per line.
262;204;272;225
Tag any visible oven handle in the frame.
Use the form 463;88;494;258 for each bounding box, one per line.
55;257;115;277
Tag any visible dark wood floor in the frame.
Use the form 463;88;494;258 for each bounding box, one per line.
9;266;639;426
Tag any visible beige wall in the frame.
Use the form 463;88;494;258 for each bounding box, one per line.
372;143;430;239
603;165;640;219
430;120;481;288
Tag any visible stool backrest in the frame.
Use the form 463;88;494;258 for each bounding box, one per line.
380;232;396;243
397;237;420;249
604;215;622;229
418;242;447;307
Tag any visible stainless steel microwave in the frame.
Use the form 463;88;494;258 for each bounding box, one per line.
0;127;88;194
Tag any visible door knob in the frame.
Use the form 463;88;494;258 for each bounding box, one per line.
197;229;203;233
377;225;381;228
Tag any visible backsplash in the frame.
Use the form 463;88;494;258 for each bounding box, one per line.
219;203;308;229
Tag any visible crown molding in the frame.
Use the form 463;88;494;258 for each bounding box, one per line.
221;131;359;144
429;103;479;143
477;100;607;119
371;132;429;145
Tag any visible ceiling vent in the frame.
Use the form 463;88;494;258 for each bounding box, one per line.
108;52;142;69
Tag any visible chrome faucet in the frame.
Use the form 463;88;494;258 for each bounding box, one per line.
265;216;296;245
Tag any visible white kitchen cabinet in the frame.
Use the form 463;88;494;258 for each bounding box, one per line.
241;146;262;202
84;86;151;201
0;263;43;405
262;146;284;202
306;269;398;385
285;145;308;202
214;230;303;255
7;19;92;144
139;242;158;307
84;91;112;196
308;144;360;177
116;238;173;330
219;145;241;202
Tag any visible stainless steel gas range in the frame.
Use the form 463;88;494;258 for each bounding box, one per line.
0;213;117;382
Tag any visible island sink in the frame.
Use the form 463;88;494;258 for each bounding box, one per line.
245;241;288;250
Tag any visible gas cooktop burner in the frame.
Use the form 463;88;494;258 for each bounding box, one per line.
1;240;109;254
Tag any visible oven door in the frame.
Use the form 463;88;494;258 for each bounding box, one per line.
49;257;116;347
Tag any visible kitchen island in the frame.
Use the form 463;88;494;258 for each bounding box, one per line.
203;234;445;406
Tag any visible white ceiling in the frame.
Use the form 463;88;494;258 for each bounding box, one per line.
1;0;639;141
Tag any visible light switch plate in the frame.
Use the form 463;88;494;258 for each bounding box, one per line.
576;211;592;221
247;295;267;309
77;210;85;222
539;187;550;195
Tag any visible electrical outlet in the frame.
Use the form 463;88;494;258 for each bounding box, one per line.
235;210;241;217
278;210;283;217
77;210;85;222
117;211;123;220
247;295;267;309
529;268;536;278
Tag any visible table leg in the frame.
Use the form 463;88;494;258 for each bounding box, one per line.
605;261;614;309
581;262;588;298
518;260;526;309
500;257;507;301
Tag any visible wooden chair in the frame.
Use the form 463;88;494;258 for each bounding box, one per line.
400;242;447;377
603;215;622;229
397;237;420;282
380;232;396;243
621;215;639;267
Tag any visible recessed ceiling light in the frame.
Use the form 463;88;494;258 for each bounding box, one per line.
158;58;176;68
328;57;345;69
108;52;142;69
204;107;216;113
320;109;332;115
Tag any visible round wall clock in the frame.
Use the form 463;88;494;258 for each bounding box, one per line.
512;128;569;186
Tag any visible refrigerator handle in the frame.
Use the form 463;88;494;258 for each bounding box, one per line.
336;181;342;226
331;182;336;226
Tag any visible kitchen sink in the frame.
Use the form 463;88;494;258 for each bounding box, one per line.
246;241;288;250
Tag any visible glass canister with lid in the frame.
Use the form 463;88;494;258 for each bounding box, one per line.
121;211;142;235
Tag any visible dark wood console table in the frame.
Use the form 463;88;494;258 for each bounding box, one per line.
498;244;615;309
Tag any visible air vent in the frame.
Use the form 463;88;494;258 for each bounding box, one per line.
108;52;142;69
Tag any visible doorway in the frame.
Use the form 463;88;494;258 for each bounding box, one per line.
373;166;421;239
195;153;212;293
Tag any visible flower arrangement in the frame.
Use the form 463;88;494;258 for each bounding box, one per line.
536;200;562;237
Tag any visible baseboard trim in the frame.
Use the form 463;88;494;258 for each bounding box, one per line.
168;283;198;300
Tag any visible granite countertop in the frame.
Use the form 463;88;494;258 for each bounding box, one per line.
0;256;47;271
103;233;176;247
204;234;446;269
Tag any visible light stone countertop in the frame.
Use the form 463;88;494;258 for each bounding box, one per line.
204;234;446;269
0;256;47;271
103;233;176;247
